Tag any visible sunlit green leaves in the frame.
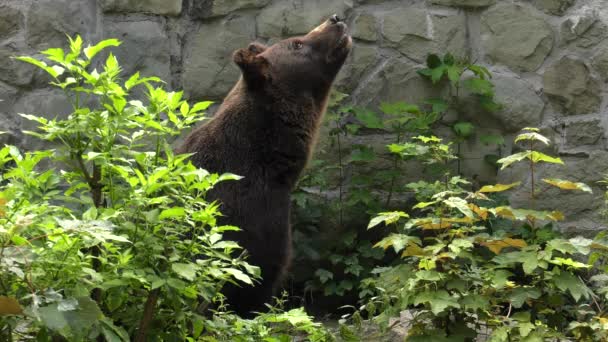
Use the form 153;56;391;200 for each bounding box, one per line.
84;38;121;60
368;211;409;229
477;182;520;193
542;178;592;193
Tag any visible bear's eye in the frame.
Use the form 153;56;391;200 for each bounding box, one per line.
292;41;303;50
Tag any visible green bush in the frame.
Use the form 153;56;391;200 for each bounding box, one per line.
292;54;503;305
350;128;608;341
0;36;332;342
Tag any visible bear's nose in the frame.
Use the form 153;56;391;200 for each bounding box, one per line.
329;14;342;24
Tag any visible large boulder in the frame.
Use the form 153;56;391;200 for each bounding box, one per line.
0;43;36;86
488;74;545;132
481;3;553;72
430;0;495;8
103;17;172;82
351;12;378;42
182;14;256;101
256;0;353;38
543;56;602;115
592;44;608;81
0;4;24;40
188;0;270;19
26;0;98;50
565;119;604;147
351;57;448;107
532;0;575;16
335;44;381;93
101;0;182;16
381;7;467;63
560;10;608;49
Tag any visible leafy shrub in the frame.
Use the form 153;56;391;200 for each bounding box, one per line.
0;36;331;342
351;128;608;341
291;54;503;306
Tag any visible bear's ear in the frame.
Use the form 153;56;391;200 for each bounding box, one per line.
233;43;269;86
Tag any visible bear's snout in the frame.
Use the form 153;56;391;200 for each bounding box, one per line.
329;14;342;24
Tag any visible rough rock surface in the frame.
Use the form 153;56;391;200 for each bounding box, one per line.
103;17;172;81
543;56;602;115
430;0;495;8
532;0;575;15
382;8;467;63
352;12;377;42
26;0;98;50
481;3;554;72
0;4;23;39
188;0;270;19
257;0;353;38
565;119;603;146
489;75;545;131
101;0;182;16
182;15;256;100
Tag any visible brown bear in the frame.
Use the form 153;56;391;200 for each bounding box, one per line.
176;14;352;317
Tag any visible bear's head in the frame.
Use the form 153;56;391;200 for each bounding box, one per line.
233;14;352;98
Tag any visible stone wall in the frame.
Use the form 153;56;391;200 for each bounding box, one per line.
0;0;606;234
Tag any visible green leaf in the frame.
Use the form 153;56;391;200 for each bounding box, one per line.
41;48;65;63
463;78;494;96
509;287;541;308
443;53;455;66
315;269;333;283
414;290;459;315
452;121;474;138
350;146;375;162
497;151;531;169
224;268;253;285
14;56;62;78
425;98;448;113
478;182;521;193
553;271;588;301
180;101;190;116
460;294;489;311
159;207;186;219
172;263;197;281
191;101;213;113
442;197;474;218
431;65;446;83
354;108;383;129
515;132;551;146
374;234;420;253
368;211;409;229
84;38;121;60
38;297;103;337
479;134;505;146
380;101;420;116
446;65;462;83
530;151;563;165
542;178;592;193
426;54;442;68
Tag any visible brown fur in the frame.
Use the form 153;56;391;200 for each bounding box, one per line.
177;16;352;316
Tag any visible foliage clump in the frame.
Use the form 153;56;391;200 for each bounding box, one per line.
0;36;332;341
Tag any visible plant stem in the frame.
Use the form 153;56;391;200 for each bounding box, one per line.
136;288;160;342
336;128;344;228
385;131;402;208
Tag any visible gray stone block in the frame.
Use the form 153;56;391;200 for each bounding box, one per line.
481;3;554;72
182;14;256;101
188;0;270;19
101;0;182;16
543;56;602;115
